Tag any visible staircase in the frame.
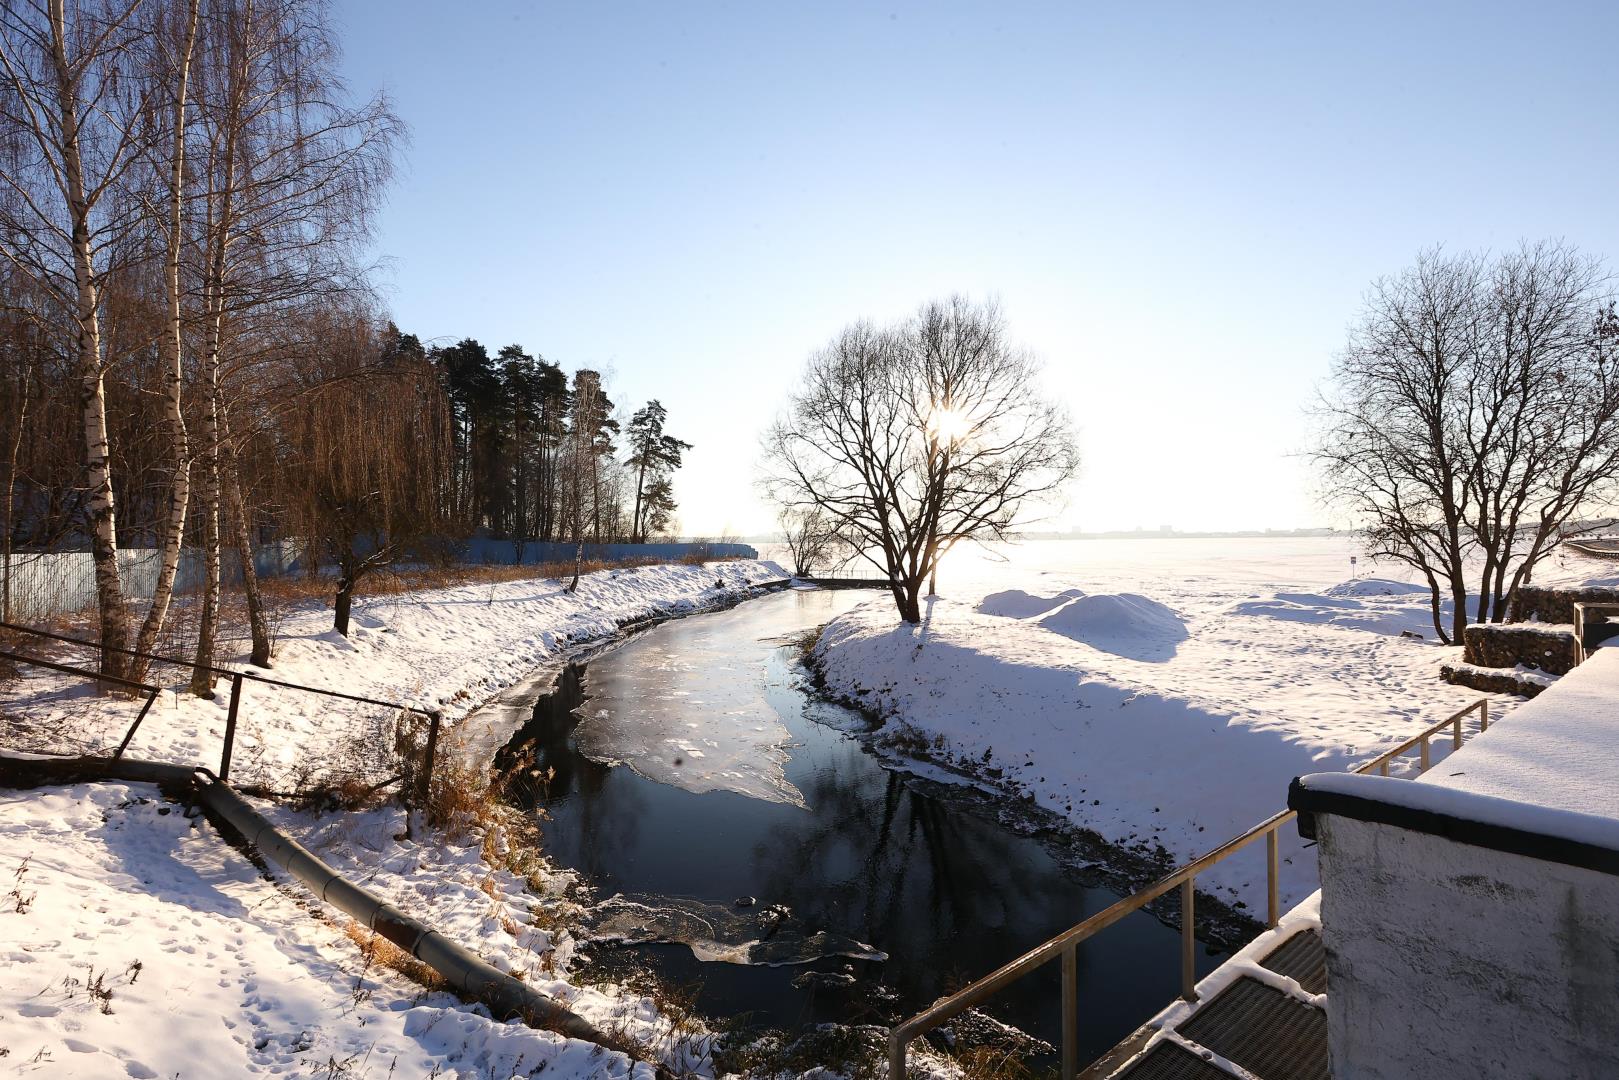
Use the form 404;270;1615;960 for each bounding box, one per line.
1106;924;1327;1080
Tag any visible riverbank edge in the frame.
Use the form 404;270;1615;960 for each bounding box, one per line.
796;632;1268;953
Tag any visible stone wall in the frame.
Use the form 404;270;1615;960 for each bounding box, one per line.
1462;623;1579;675
1439;662;1550;698
1509;584;1619;624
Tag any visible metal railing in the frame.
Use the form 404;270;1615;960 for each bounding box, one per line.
1572;602;1619;665
800;573;893;589
886;696;1491;1080
0;621;442;802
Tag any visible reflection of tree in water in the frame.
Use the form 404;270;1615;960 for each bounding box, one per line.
748;746;1078;1009
496;663;653;883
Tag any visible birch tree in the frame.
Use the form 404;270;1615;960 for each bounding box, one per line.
0;0;158;674
128;0;198;674
186;0;399;683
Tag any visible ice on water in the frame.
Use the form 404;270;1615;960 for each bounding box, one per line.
573;591;859;807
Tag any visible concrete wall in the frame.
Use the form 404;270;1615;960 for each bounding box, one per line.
3;539;758;620
2;542;304;622
1315;813;1619;1079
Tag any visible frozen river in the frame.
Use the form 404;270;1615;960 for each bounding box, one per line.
496;587;1223;1059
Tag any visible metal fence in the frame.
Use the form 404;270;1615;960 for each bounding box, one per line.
0;621;442;804
887;697;1493;1080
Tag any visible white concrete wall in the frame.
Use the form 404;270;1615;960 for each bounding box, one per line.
1316;814;1619;1080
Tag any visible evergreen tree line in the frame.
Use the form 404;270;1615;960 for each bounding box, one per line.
423;335;691;550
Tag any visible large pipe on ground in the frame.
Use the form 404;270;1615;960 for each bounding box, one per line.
0;753;613;1048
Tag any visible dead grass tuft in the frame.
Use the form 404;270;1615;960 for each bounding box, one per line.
341;919;447;992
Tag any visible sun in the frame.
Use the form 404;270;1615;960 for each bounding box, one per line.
927;404;974;445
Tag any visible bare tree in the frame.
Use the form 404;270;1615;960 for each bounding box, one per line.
764;296;1079;623
1315;243;1619;643
128;0;199;674
776;504;847;578
0;0;159;673
185;0;400;684
276;307;451;636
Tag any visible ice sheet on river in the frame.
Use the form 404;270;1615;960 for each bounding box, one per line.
573;601;814;806
586;894;887;966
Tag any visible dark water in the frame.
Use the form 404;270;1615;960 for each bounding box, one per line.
498;588;1222;1061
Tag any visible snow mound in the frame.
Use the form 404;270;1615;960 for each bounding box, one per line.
1038;592;1188;661
1326;578;1430;598
976;587;1084;619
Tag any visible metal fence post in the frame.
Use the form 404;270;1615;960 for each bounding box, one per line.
1266;828;1280;927
1180;879;1196;1001
220;673;243;782
417;711;441;808
1062;944;1078;1080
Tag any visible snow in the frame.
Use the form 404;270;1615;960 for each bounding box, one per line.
1416;645;1619;823
975;587;1083;619
0;560;787;1078
1;560;789;790
1036;593;1188;661
1297;769;1619;852
810;540;1557;910
0;782;661;1079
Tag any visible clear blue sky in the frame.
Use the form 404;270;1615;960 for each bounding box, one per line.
336;1;1619;536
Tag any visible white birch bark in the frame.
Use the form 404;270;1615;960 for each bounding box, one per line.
133;0;201;672
47;0;128;674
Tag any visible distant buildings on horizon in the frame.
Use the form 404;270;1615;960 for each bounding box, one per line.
1021;526;1344;540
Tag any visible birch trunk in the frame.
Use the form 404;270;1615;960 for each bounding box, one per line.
133;0;201;674
48;0;127;675
222;436;271;666
188;317;222;695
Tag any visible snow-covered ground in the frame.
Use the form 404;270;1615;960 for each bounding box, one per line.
811;539;1619;911
2;560;788;789
0;561;786;1078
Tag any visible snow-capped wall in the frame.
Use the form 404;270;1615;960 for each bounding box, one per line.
1313;812;1619;1078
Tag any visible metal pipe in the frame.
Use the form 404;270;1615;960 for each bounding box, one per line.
0;753;612;1047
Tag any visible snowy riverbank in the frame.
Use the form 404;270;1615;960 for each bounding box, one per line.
0;560;788;1078
1;560;789;786
811;571;1534;912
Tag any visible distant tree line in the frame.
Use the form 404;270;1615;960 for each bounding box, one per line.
425;336;690;553
0;0;689;678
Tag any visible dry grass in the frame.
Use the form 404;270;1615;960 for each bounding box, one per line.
341;919;447;993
